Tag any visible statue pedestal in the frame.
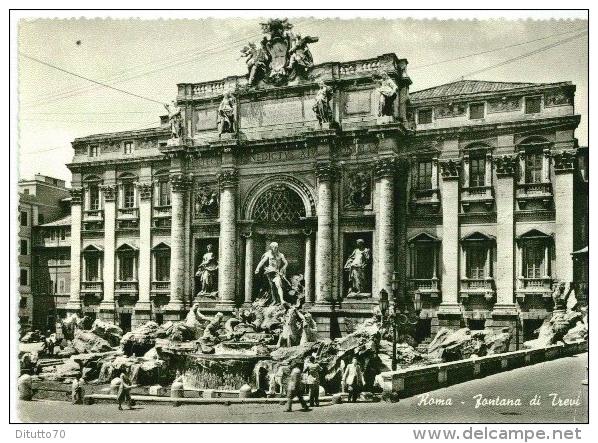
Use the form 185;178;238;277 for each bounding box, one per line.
166;137;184;147
377;115;395;125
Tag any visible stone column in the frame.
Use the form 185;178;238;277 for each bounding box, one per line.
66;188;83;312
99;184;117;319
553;151;576;283
493;155;518;310
304;230;314;304
375;158;396;299
438;159;462;319
315;163;335;303
136;182;153;316
218;168;238;306
243;232;253;304
166;173;190;312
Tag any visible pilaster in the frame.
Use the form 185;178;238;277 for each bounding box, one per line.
99;184;117;315
553;150;576;282
438;159;461;318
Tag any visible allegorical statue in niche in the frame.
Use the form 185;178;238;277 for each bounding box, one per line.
255;242;288;305
240;38;271;86
195;187;219;217
217;92;235;135
313;81;333;125
164;101;184;139
196;244;218;296
286;33;319;79
344;239;371;296
375;72;398;117
346;171;372;208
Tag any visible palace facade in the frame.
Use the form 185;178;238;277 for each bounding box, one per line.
63;40;587;346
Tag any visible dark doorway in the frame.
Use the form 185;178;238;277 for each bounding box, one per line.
414;318;432;343
523;319;545;341
154;313;164;325
119;313;132;333
467;319;486;331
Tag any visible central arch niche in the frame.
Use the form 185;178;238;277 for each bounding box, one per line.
252;184;306;223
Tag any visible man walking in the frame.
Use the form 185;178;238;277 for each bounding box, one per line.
343;356;365;403
304;355;321;407
285;364;310;412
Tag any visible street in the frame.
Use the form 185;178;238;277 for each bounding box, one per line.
18;353;588;423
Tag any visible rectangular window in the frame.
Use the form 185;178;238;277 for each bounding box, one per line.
24;189;29;195
85;255;100;281
119;254;136;281
525;96;542;114
524;243;545;279
122;183;136;208
88;185;100;210
49;279;55;294
469;103;485;120
20;269;28;286
525;152;543;183
155;253;170;281
20;239;28;256
123;142;133;155
89;146;99;157
418;109;433;124
59;254;67;264
60;229;66;240
50;230;56;240
413;246;435;279
469;157;486;187
38;213;44;224
415;161;433;190
467;246;487;279
58;279;66;294
20;211;28;226
158;181;171;206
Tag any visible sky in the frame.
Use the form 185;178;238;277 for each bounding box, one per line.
15;12;588;185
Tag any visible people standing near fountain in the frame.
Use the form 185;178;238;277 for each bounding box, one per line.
117;373;134;410
255;242;288;305
71;377;84;405
343;356;365;403
304;355;321;407
284;364;310;412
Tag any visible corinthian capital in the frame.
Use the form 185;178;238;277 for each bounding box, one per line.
493;154;518;177
553;150;576;173
170;173;192;192
218;168;238;188
374;157;397;179
315;163;337;181
99;184;117;201
439;159;460;180
136;182;153;200
70;187;83;204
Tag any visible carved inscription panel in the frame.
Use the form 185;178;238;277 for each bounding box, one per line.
239;97;307;128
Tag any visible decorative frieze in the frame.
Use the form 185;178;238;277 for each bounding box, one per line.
544;89;573;107
487;96;522;114
99;184;117;201
218;168;238;188
494;154;518;177
435;102;466;119
374;157;396;179
439;159;460;180
553;150;576;173
70;187;83;204
136;182;153;200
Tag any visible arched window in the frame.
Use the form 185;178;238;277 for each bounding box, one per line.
82;244;103;282
152;243;171;282
252;185;306;223
460;232;495;299
408;232;441;296
116;243;138;282
518;137;551;184
516;229;553;295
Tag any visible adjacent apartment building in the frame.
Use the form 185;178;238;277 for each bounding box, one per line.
18;175;70;330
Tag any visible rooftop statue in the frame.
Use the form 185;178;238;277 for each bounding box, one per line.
374;72;399;117
164;101;184;140
240;19;319;87
217;92;236;135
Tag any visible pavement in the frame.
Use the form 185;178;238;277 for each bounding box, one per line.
18;353;588;423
